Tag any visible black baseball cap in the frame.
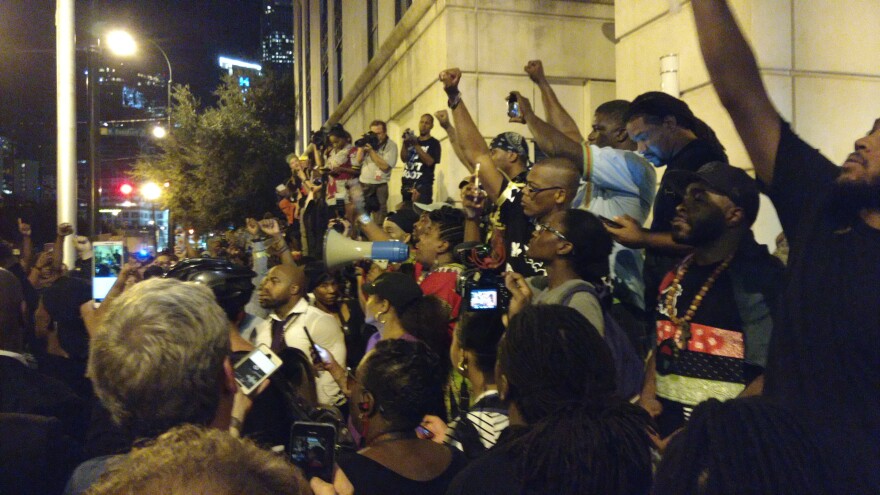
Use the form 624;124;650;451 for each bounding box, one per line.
362;272;423;311
665;161;760;224
385;209;419;234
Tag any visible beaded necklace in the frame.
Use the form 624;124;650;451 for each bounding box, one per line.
663;253;734;348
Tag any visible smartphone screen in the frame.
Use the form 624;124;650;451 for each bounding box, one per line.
234;345;282;394
289;422;336;482
92;241;124;302
469;287;499;311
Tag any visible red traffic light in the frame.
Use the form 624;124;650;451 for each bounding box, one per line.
119;183;133;195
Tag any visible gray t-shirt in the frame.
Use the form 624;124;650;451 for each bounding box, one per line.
526;276;605;336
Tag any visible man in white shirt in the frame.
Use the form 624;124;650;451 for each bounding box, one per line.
354;120;398;223
249;264;346;406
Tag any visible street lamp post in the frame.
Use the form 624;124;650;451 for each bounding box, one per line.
141;182;162;248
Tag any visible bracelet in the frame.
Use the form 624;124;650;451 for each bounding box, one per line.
357;213;371;225
230;417;243;430
448;92;462;110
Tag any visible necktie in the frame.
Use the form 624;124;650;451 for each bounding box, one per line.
270;313;298;353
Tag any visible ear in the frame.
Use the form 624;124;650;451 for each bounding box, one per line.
556;240;573;256
438;239;450;255
613;127;629;144
662;115;679;128
497;373;510;402
290;283;301;298
359;390;377;417
726;206;746;228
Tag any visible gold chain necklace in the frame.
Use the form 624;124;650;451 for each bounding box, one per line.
664;254;734;346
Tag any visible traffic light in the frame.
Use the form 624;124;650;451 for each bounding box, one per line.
119;183;133;195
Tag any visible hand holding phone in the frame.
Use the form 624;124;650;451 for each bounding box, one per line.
234;344;283;395
290;422;336;482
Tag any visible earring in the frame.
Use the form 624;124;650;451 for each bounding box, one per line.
456;359;468;374
376;310;387;325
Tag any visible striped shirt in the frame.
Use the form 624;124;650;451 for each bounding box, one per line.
446;391;509;453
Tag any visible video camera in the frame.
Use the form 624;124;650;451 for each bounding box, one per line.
354;131;380;149
454;242;511;313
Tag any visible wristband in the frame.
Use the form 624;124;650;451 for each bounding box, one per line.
448;92;462;110
230;417;243;430
357;213;372;225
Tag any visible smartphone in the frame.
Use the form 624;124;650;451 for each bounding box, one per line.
302;326;322;365
506;93;521;118
233;344;283;395
289;422;336;482
598;215;624;229
92;241;124;302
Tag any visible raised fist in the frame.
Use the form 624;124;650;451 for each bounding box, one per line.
245;218;260;236
17;218;32;237
259;218;281;237
524;60;546;83
439;68;462;90
434;110;451;128
57;223;74;237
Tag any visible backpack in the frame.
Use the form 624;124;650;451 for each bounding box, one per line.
561;282;645;399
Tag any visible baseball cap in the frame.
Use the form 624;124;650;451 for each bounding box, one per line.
412;200;449;213
362;272;423;311
664;161;760;223
490;132;530;161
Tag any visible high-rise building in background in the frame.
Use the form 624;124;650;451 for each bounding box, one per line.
261;0;294;77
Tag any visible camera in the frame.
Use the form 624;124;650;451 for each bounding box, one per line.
402;129;416;142
454;242;511;312
354;131;380;149
310;129;328;149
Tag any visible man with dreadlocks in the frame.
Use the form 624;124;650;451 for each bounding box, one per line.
653;396;833;495
447;304;653;495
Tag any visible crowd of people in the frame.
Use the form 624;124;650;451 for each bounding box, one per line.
1;1;877;493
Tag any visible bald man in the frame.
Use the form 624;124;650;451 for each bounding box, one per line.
249;265;346;406
520;157;581;221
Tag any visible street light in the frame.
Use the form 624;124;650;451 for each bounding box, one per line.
152;125;167;139
141;181;162;248
106;31;173;131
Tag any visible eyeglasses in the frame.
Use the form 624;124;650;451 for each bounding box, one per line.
534;222;568;241
524;182;564;198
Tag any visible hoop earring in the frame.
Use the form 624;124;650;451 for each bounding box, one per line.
375;310;387;325
456;359;468;374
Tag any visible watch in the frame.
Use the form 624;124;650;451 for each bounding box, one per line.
358;213;372;225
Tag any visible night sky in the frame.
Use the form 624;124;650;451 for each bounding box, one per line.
0;0;263;155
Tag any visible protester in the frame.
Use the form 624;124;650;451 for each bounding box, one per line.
413;205;465;331
639;162;781;438
442;311;509;458
693;0;880;490
653;397;832;495
504;209;612;333
447;305;653;495
400;114;441;205
250;263;346;406
518;60;657;313
605;91;728;311
305;261;369;369
86;424;311;495
315;339;465;495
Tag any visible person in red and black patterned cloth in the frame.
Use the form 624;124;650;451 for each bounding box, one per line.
638;162;783;440
413;206;465;335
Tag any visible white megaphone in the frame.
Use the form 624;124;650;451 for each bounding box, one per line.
323;229;410;268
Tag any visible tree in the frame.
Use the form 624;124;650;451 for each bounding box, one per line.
132;74;293;232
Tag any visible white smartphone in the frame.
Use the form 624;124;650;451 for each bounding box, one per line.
233;344;283;395
92;241;124;302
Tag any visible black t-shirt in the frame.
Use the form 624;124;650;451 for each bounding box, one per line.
402;136;441;197
487;172;544;277
41;276;93;361
762;121;880;493
337;446;466;495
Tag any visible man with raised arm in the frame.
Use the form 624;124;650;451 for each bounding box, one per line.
693;1;880;491
515;60;657;312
